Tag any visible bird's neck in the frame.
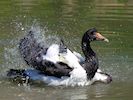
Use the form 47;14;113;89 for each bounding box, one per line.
81;34;98;80
82;39;96;60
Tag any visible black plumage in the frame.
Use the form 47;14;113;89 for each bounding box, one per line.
19;28;105;80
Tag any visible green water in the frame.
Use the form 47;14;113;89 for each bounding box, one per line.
0;0;133;100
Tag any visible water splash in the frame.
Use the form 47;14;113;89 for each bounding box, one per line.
2;18;132;84
1;20;61;78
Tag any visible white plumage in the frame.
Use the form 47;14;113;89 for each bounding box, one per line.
23;44;110;86
41;44;88;86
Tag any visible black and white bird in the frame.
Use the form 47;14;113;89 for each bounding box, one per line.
7;28;112;86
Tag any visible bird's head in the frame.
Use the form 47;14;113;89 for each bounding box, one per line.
84;28;109;42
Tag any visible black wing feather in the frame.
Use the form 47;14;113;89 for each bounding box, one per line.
19;31;73;78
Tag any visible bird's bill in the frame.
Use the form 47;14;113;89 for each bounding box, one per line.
95;32;109;42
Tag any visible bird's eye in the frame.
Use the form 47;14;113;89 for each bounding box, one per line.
91;32;94;35
90;31;95;35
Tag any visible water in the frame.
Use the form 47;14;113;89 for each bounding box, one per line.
0;0;133;99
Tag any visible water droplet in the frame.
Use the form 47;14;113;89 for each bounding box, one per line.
21;27;24;31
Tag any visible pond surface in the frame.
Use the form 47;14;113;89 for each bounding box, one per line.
0;0;133;100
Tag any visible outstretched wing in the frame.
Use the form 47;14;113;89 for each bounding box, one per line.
19;31;47;66
19;31;73;78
